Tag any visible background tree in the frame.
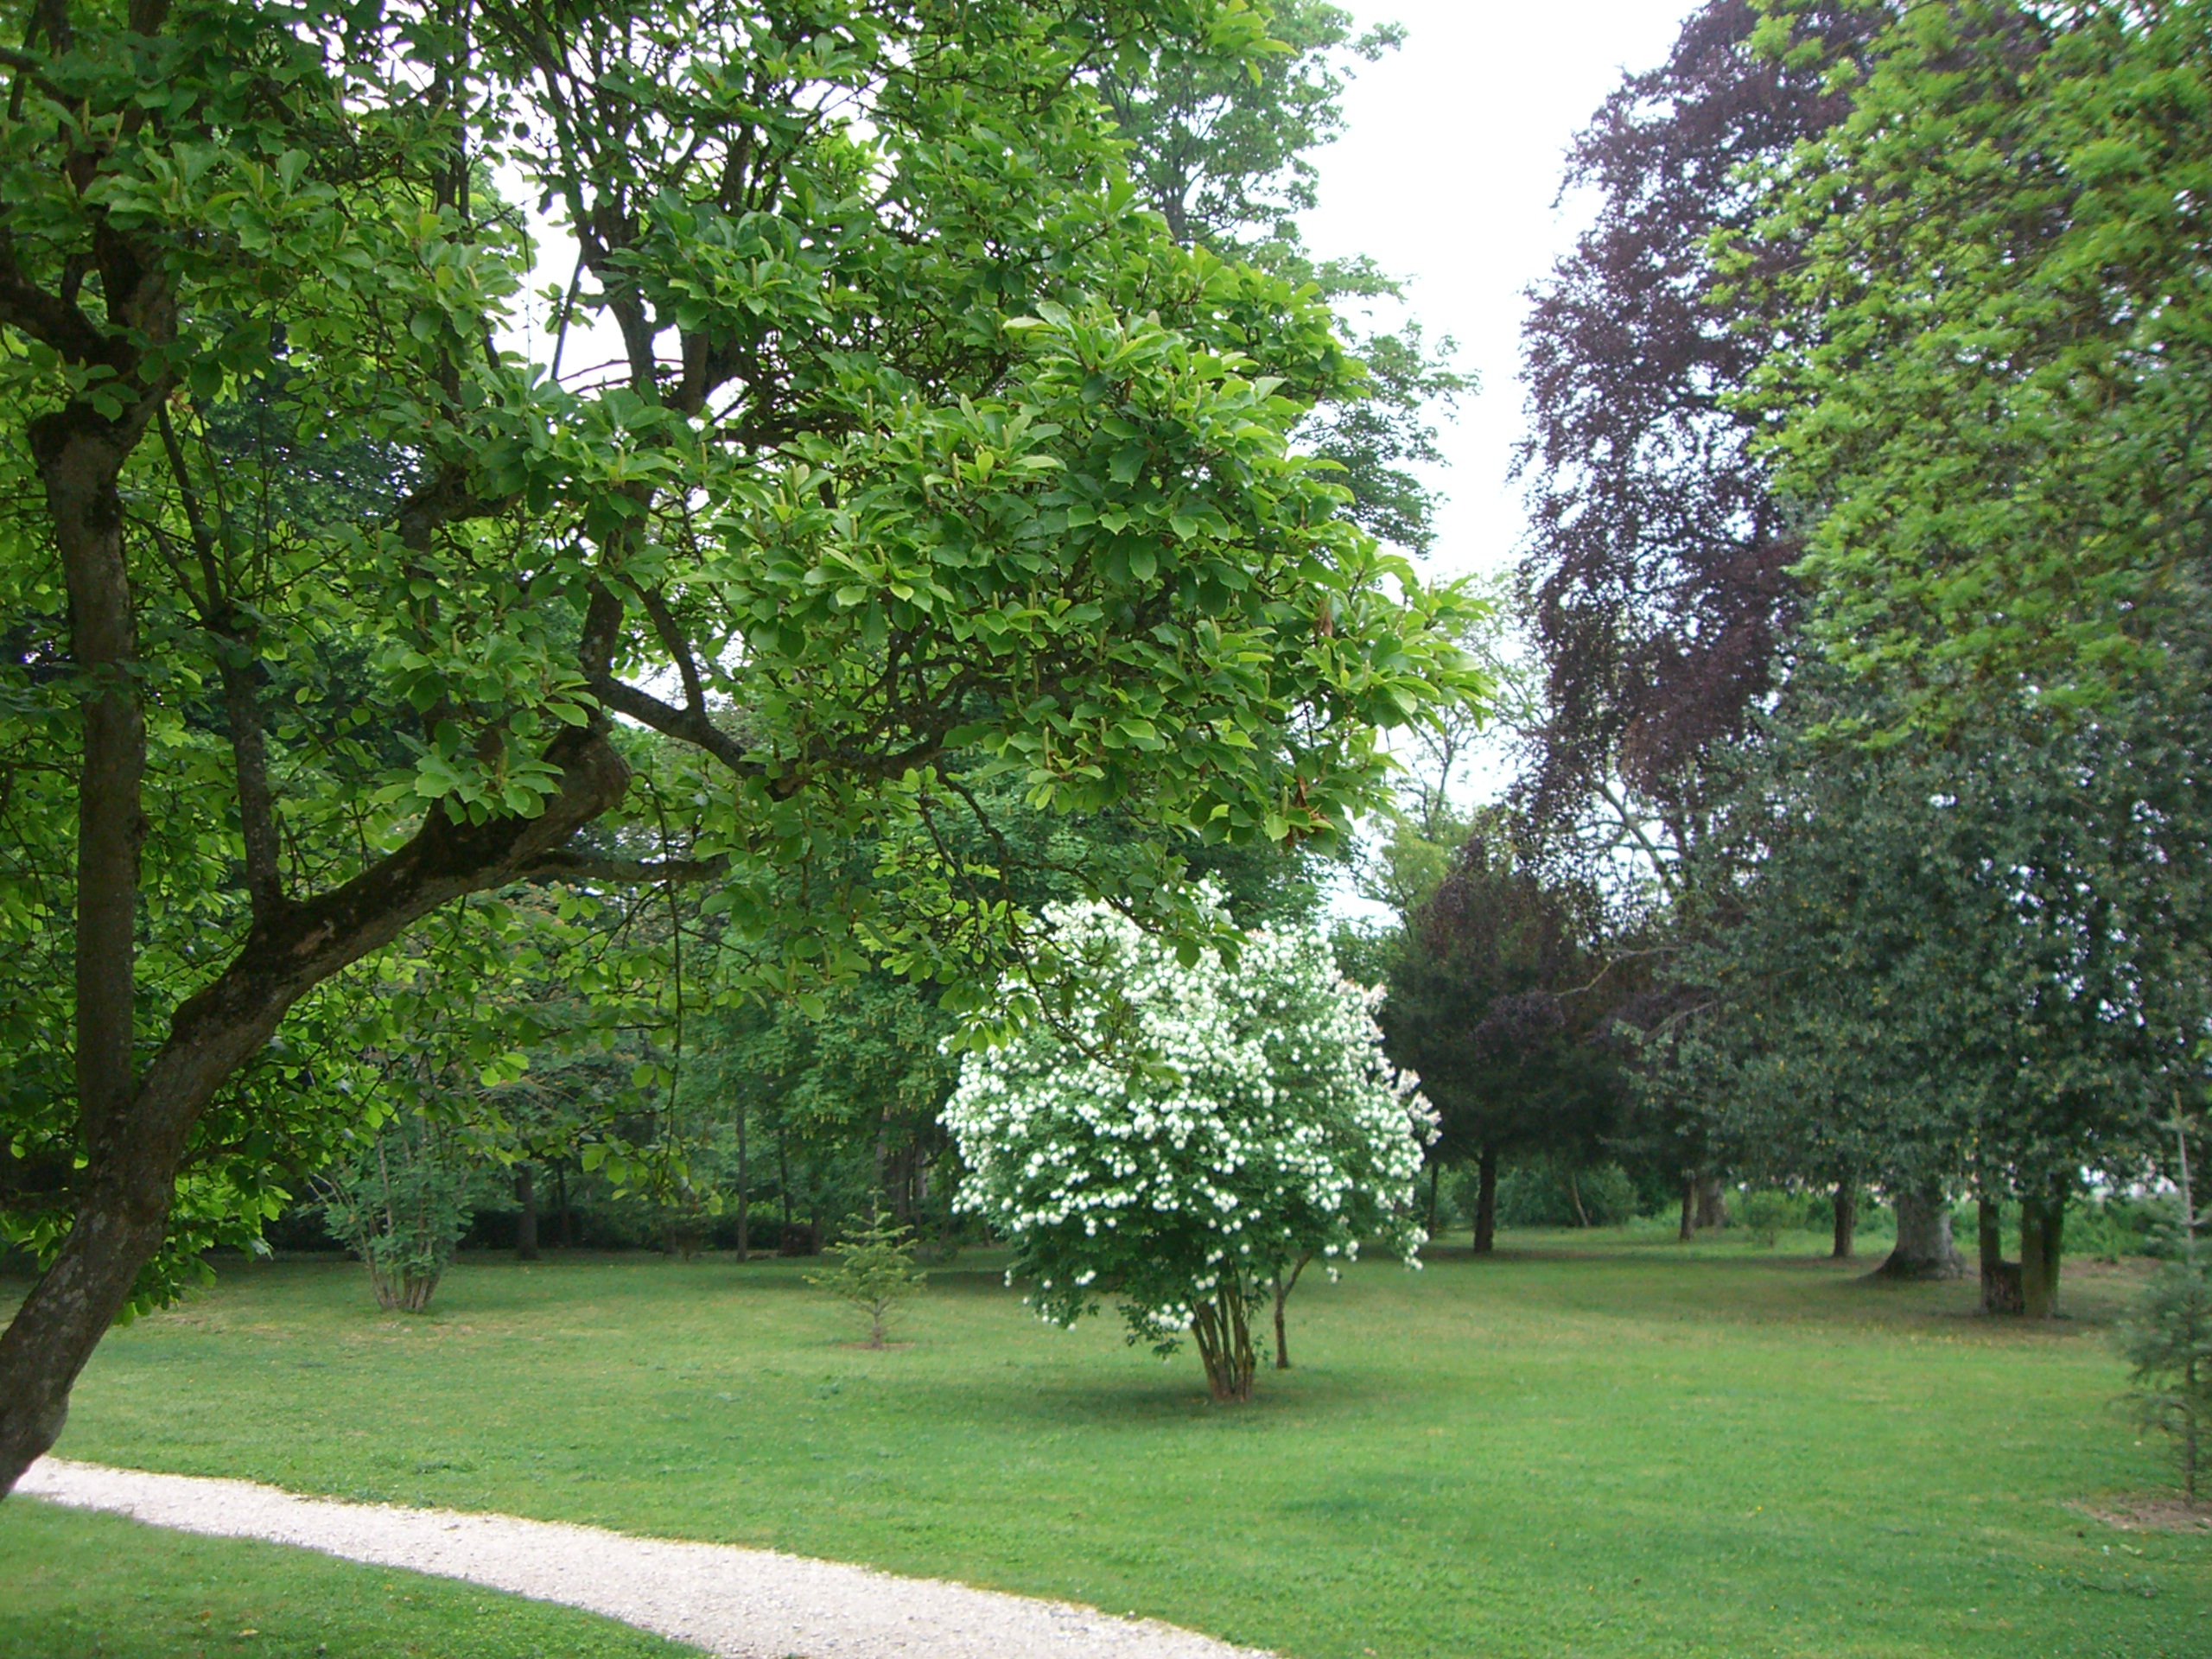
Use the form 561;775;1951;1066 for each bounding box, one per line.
0;0;1475;1495
1103;0;1469;556
1381;820;1628;1253
1514;0;1879;880
1658;669;2212;1313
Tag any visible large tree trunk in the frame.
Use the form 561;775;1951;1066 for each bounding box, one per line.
0;404;156;1499
1876;1185;1965;1280
2019;1196;2065;1319
1831;1179;1858;1261
1472;1146;1498;1255
1679;1172;1695;1242
0;728;631;1498
515;1163;540;1262
1694;1173;1729;1231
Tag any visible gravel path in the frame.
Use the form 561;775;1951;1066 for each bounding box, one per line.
20;1458;1270;1659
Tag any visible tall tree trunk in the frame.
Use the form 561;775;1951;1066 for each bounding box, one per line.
734;1107;749;1260
515;1163;539;1262
2019;1196;2065;1319
1877;1185;1965;1280
1679;1172;1696;1242
1472;1146;1498;1255
49;424;147;1230
1831;1179;1857;1260
556;1160;575;1248
0;421;151;1492
1978;1198;2022;1313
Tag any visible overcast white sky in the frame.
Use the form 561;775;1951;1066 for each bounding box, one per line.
1298;0;1699;585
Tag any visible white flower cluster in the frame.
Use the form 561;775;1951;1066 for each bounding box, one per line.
942;892;1434;1348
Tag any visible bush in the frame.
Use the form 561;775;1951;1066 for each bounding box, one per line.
314;1111;474;1313
946;894;1431;1403
1742;1191;1795;1248
1492;1158;1640;1229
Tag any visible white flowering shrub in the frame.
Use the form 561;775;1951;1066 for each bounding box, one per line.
943;893;1433;1401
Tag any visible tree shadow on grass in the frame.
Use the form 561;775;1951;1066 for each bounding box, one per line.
944;1355;1392;1432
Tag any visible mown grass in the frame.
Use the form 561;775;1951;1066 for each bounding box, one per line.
0;1495;698;1658
9;1225;2209;1658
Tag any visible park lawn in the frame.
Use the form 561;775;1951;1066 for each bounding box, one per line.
9;1228;2209;1659
0;1495;700;1659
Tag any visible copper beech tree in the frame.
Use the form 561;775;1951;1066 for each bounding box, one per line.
0;0;1472;1493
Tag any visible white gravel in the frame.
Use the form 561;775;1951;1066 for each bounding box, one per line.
19;1458;1272;1659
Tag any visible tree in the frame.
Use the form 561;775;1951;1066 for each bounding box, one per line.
944;893;1431;1402
1102;0;1470;556
1515;0;1880;880
1656;670;2212;1313
0;0;1477;1496
314;1108;475;1314
807;1208;927;1348
1381;820;1629;1253
1738;0;2212;733
2120;1116;2212;1505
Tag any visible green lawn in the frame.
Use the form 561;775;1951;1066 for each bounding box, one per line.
7;1228;2209;1659
0;1495;699;1659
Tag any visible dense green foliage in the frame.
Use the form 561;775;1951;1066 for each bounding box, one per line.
1484;0;2212;1343
0;0;1478;1478
1742;0;2212;729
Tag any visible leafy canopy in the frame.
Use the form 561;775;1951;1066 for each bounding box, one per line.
0;0;1477;1300
1737;0;2212;729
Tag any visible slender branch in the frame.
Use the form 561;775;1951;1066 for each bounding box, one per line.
628;579;706;715
158;404;283;918
520;850;730;886
590;672;761;778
